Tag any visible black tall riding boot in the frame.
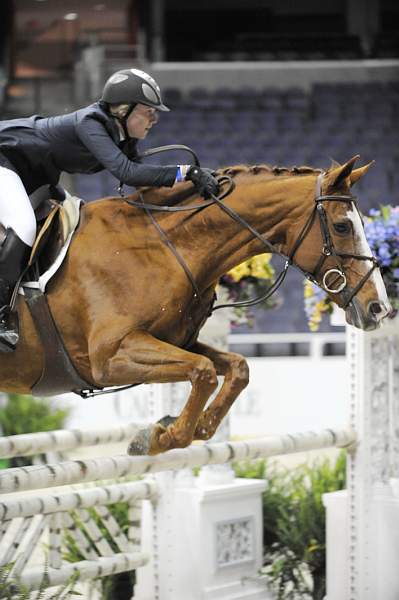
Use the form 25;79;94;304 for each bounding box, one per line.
0;227;31;352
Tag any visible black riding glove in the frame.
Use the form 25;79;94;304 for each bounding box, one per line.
185;166;220;199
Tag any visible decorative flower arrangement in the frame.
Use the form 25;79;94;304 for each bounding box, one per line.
304;205;399;330
303;279;333;331
219;253;277;326
365;206;399;305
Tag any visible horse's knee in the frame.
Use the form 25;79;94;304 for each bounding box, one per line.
191;357;218;390
231;356;250;390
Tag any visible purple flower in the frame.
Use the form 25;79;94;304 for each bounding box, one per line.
369;208;381;217
377;243;392;266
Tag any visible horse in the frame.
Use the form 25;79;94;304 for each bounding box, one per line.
0;155;391;455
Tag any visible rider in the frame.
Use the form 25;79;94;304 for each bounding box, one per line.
0;67;220;351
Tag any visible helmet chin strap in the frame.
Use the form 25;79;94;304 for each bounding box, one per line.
114;103;136;139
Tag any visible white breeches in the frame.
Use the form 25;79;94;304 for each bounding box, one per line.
0;167;36;247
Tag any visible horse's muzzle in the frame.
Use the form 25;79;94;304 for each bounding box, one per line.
345;296;392;331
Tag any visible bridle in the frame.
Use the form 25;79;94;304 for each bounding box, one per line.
303;172;380;309
121;147;380;313
203;171;380;312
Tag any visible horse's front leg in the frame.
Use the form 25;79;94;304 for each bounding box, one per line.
89;331;218;455
188;341;249;441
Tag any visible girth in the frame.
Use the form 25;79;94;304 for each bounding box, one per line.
24;286;94;396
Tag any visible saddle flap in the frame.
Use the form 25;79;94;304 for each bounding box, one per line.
23;195;82;292
29;204;61;267
21;196;82;293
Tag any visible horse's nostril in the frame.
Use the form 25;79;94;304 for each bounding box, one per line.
369;302;383;315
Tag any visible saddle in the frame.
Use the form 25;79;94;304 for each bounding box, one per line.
21;193;95;396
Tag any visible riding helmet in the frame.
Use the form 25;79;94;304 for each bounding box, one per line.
100;68;170;111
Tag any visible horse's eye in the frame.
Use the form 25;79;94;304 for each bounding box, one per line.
333;222;352;235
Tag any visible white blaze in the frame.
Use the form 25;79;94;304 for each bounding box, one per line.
345;205;390;311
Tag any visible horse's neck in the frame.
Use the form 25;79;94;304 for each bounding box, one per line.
182;174;316;285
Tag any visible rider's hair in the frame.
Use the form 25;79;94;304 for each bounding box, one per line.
109;103;131;119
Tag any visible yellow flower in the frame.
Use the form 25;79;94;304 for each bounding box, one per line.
228;254;273;282
304;280;314;298
307;298;331;331
229;263;250;281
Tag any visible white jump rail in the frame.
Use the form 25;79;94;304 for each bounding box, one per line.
0;480;158;520
0;421;147;459
0;480;155;591
19;554;148;591
0;428;355;495
0;426;355;598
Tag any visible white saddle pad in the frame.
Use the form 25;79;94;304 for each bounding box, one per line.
22;194;82;294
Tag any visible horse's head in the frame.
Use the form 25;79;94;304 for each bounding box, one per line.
288;156;391;330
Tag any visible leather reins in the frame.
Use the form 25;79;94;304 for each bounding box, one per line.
123;164;379;313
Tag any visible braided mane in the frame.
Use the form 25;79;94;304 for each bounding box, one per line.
217;164;324;178
120;163;327;210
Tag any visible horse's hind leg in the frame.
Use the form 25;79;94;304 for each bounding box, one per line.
90;331;218;455
188;342;249;441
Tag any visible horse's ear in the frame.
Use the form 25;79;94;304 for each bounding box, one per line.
350;161;375;186
329;158;341;169
326;155;360;189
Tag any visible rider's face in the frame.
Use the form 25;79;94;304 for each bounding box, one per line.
126;103;159;139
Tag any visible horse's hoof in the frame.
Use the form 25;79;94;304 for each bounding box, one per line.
157;414;177;428
127;426;154;456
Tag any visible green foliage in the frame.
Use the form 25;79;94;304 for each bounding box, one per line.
0;393;69;436
233;451;346;599
0;562;80;599
63;501;136;600
0;393;69;468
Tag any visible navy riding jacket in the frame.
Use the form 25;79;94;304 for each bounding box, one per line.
0;102;177;195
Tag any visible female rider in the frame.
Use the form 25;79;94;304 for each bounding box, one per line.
0;68;219;351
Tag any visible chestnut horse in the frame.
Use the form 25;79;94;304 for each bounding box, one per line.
0;156;391;455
